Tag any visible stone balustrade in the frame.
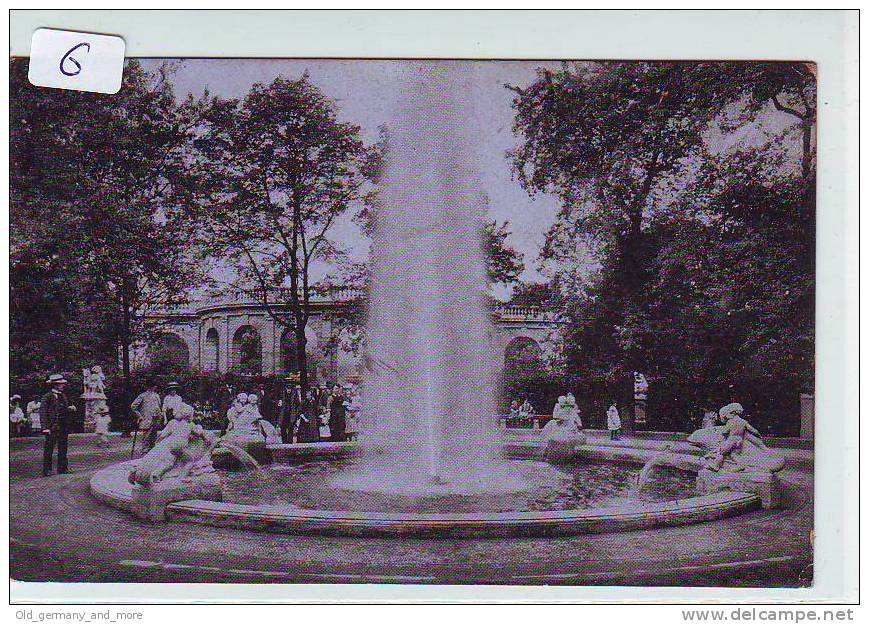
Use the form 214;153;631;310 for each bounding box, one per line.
145;293;550;322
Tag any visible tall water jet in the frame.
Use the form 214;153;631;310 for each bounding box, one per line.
335;63;522;495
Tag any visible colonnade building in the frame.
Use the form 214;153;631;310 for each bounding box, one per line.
136;289;560;385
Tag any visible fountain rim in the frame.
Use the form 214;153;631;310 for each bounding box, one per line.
89;440;764;537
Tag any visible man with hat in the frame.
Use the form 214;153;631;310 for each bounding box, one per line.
162;382;183;422
39;374;77;476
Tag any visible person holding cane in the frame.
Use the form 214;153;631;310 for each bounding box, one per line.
130;380;163;454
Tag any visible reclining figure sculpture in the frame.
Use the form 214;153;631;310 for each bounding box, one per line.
128;404;218;487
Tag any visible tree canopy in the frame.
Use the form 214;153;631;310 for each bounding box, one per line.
193;74;371;396
10;60;204;411
509;61;815;433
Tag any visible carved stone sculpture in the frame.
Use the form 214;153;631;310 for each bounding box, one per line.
127;404;221;521
687;402;784;508
81;365;109;433
543;394;586;458
686;403;785;473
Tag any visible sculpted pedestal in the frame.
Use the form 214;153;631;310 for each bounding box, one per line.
130;472;222;522
128;417;222;522
696;468;782;509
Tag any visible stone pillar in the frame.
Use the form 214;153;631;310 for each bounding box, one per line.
327;319;338;384
196;325;203;370
634;399;647;425
262;320;277;376
184;326;200;371
800;393;814;440
220;318;232;374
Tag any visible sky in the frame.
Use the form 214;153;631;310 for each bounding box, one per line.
139;59;803;301
141;58;565;298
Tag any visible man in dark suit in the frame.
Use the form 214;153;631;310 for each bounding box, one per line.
39;373;77;476
329;386;348;442
280;382;301;443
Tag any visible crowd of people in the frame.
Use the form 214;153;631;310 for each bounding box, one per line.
128;380;362;452
11;372;364;477
17;371;767;481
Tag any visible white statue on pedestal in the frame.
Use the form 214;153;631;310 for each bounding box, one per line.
224;393;277;445
81;365;109;433
543;393;585;443
90;365;106;395
633;372;648;400
225;393;248;433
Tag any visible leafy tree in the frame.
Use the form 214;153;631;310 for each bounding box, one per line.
510;62;742;281
724;62;816;178
509;281;558;308
194;74;370;398
483;219;524;289
639;145;813;433
509;62;742;425
10;60;204;425
510;61;815;433
146;334;192;379
502;339;560;415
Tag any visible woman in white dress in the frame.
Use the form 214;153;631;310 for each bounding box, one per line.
607;403;622;440
10;395;25;436
27;397;42;432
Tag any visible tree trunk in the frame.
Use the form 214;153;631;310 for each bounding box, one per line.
801;118;813;179
120;292;133;436
296;331;308;397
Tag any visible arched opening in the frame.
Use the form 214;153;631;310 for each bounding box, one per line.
502;336;550;415
231;325;262;376
148;333;190;372
280;327;299;374
204;328;220;371
504;336;543;367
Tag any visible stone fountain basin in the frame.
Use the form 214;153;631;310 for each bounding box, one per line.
90;440;763;537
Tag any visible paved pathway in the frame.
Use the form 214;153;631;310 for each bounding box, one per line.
10;436;814;586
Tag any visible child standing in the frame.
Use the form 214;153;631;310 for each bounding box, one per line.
94;405;111;445
607;402;621;440
318;408;331;441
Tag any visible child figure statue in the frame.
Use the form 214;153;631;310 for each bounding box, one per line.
81;365;109;433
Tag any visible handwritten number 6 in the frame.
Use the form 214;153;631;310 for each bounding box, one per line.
59;42;91;77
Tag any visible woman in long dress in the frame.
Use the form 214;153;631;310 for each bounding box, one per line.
10;395;25;436
27;397;42;432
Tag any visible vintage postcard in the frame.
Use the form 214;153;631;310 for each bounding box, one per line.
7;9;859;609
